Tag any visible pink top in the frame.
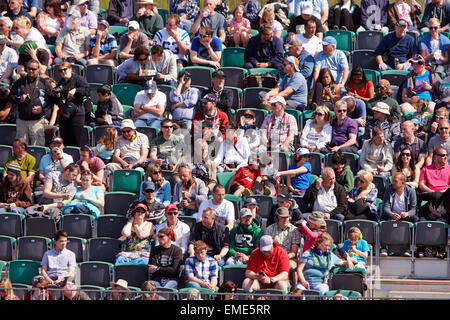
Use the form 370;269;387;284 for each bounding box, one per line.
419;164;450;192
228;17;252;35
299;225;323;252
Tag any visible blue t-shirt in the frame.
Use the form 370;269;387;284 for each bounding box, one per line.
314;49;349;84
89;33;118;55
190;36;222;60
288;162;311;191
73;186;103;218
374;32;417;67
401;70;434;101
38;153;74;177
341;239;370;263
278;71;308;109
300;249;342;284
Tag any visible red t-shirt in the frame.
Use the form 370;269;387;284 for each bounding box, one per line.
346;80;373;99
192;110;229;139
231;166;260;190
246;241;290;280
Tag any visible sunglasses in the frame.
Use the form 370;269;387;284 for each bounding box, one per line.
336;109;347;113
429;26;439;30
314;112;324;116
199;34;209;38
122;129;132;133
162;125;173;129
167;211;178;215
143;189;155;193
401;152;411;157
58;68;68;72
138;57;148;61
437;153;448;157
27;67;38;71
358;179;366;183
152;171;162;174
412;60;424;65
439;127;449;130
243;114;254;119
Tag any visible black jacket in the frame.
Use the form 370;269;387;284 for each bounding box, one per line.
202;87;234;119
107;0;138;25
303;182;348;218
56;73;90;116
9;75;52;120
189;221;230;257
149;244;183;279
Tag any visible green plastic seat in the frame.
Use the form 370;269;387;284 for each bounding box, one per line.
285;109;302;131
158;8;169;25
324;30;355;52
250;29;259;37
363;69;381;87
122;105;134;119
217;171;236;193
108;25;128;36
111;169;145;194
8;260;41;285
111;83;143;106
221;47;246;68
248;68;280;76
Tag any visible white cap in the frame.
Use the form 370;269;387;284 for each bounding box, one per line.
268;96;287;106
259;235;274;251
120;119;136;130
127;20;140;30
301;2;313;15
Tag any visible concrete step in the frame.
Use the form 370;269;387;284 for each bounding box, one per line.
387;290;450;299
372;277;450;298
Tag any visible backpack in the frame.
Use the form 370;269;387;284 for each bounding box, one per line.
244;72;278;88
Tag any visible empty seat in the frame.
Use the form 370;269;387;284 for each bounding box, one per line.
96;214;128;238
104;192;137;215
79;261;113;287
111;169;144;194
67;236;87;262
308;152;324;176
325;219;343;245
380;70;410;87
80;285;105;300
0;124;16;146
221;47;246;68
0;235;15;261
111;83;143;106
0;212;24;238
379;220;413;255
329;271;365;295
350;50;378;70
24;217;57;238
0;145;12;169
61;214;94;239
183;66;214;88
324;30;355;52
88;237;122;263
63;146;81;163
242;87;271;108
415;221;447;249
178;215;197;231
221;264;247;288
221;67;247;89
113;263;148;288
253;288;286;300
26;145;49;168
17;236;51;261
86;64;115;85
135;126;159;145
8;260;41;285
356;30;384;50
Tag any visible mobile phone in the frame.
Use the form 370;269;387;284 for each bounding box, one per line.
258;272;265;276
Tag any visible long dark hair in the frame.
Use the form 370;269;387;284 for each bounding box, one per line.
215;280;237;300
318;68;336;87
346;66;368;86
395;146;416;177
44;0;64;18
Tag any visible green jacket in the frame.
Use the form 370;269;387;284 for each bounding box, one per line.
336;165;354;193
137;13;164;40
366;96;401;122
228;220;264;257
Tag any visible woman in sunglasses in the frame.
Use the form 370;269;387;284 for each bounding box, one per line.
392;146;420;189
299;105;332;153
400;54;439;114
140;163;171;206
346;170;378;221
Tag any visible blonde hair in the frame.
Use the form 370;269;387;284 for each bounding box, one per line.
260;8;275;25
314;105;333;125
233;4;245;16
13;15;32;30
436;107;449;118
97;127;117;151
0;278;16;300
347;226;362;242
428;18;440;26
356;171;375;200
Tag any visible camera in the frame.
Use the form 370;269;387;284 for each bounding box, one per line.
183;75;191;81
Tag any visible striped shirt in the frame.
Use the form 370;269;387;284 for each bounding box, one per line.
265;223;302;254
89;33;118;56
184;254;218;282
153;27;191;62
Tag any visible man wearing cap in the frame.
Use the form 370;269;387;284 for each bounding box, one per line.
153;13;191;68
288;2;325;41
400;53;440;113
189;25;223;69
363;101;401;145
226;208;263;265
196;183;235;230
244;23;284;70
190;0;227;44
202;69;235;120
170;69;200;130
260;96;298;153
147;44;178;86
41;230;77;287
366;79;402;122
242;234;290;293
135;0;163;42
38;137;74;183
375;19;417;71
107;119;149;172
192;93;229;139
155;204;190;255
106;0;137;26
127;180;165;225
266;207;302;270
54;9;91;66
285;38;315;91
313;35;349;86
262;56;308;111
8;59;52;146
68;0;98;35
188;207;230;267
118;21;150;63
88;19;118;67
133;79;166;129
303;166;348;222
0;33;17;84
294;0;329;30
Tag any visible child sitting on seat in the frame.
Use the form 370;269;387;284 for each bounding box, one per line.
298;211;327;253
341;227;370;270
277;148;311;196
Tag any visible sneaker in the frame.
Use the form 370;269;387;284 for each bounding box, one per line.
403;251;411;257
263;186;271;196
243;188;252;197
380;249;388;257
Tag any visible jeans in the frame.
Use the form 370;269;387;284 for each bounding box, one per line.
225;256;248;266
0;206;25;215
152;277;179;289
135;118;161;129
114;252;149;265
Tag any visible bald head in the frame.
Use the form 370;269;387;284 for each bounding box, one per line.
401;120;415;139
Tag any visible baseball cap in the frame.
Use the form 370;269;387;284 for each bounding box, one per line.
268;96;286;105
286;56;300;72
165;203;178;213
212;69;226;78
127;21;140;30
301;1;313;15
98;20;109;28
144;80;157;94
134;203;148;213
242;109;256;118
411;117;421;125
142;181;156;192
296;147;311;158
120;119;137;130
239;208;253;218
259;235;274;251
244;197;257;206
322;36;337;46
200;93;217;103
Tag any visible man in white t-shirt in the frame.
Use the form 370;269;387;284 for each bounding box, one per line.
133;79;166;129
153;14;191;68
196;184;235;230
294;18;322;57
0;34;17;84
